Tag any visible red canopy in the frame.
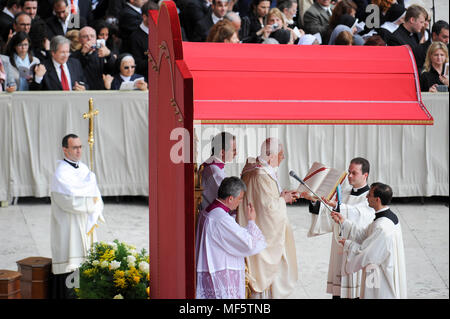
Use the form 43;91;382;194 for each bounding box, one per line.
148;1;434;299
183;42;432;125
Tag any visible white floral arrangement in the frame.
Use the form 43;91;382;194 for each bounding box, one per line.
75;240;150;299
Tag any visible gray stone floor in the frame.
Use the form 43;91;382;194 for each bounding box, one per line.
0;197;448;299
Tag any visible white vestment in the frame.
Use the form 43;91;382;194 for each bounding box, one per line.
341;207;407;299
238;157;298;298
50;159;105;275
195;200;266;299
307;183;375;298
199;156;226;211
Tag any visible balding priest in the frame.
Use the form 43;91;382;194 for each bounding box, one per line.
50;133;105;298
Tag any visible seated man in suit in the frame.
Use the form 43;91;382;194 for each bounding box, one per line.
30;35;87;90
192;0;229;42
119;0;144;52
303;0;333;44
45;0;87;39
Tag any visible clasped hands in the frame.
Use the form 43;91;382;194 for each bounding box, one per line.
281;190;300;204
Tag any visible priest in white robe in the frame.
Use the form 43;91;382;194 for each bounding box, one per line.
199;132;237;211
238;138;299;299
50;134;105;298
331;182;407;299
196;176;266;299
302;157;375;299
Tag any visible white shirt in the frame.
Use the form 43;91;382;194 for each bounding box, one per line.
212;13;222;25
53;59;72;90
140;22;149;35
127;2;142;14
120;74;132;82
2;7;14;19
319;3;332;16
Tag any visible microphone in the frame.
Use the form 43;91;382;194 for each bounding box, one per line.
289;170;334;214
289;170;305;185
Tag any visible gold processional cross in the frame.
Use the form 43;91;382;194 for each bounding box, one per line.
83;98;99;171
83;98;99;248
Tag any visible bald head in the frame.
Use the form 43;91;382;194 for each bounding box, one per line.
79;26;96;46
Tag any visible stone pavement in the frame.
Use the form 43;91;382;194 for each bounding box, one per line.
0;197;448;299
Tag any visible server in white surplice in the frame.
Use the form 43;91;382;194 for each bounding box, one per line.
50;133;104;298
330;182;407;299
302;157;375;299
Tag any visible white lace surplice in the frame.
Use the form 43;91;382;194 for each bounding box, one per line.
196;207;266;299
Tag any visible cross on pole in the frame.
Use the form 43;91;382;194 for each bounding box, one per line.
83;98;99;171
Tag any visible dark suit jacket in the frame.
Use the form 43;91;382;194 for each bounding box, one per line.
129;27;148;80
192;13;214;42
29;57;88;90
110;73;144;90
0;11;13;43
71;49;116;90
119;4;142;49
180;0;210;41
303;2;331;43
387;24;425;69
45;14;87;40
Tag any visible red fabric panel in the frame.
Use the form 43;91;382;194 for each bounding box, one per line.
182;42;414;74
194;101;430;124
191;71;418;101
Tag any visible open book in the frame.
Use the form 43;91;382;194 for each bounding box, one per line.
119;77;145;90
296;162;347;201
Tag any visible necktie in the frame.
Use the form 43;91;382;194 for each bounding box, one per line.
70;0;76;14
60;64;70;91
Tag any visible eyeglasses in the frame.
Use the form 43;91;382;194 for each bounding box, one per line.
123;65;136;70
17;43;29;47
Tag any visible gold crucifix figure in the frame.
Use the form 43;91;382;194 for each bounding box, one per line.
83;98;99;171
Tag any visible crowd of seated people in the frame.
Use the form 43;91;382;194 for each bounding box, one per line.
0;0;448;93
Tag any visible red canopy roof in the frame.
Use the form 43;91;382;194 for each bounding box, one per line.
182;42;432;125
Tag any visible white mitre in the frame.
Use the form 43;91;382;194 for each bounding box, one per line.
51;160;101;197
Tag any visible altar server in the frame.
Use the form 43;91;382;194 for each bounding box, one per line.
196;177;266;299
302;157;375;298
199;132;237;211
331;182;407;299
50;133;105;298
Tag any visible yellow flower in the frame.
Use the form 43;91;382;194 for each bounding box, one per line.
83;268;96;277
114;270;127;289
100;249;115;262
126;267;141;285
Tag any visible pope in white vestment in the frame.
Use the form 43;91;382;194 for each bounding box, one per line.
196;177;266;299
50;135;104;276
332;183;407;299
238;138;299;298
